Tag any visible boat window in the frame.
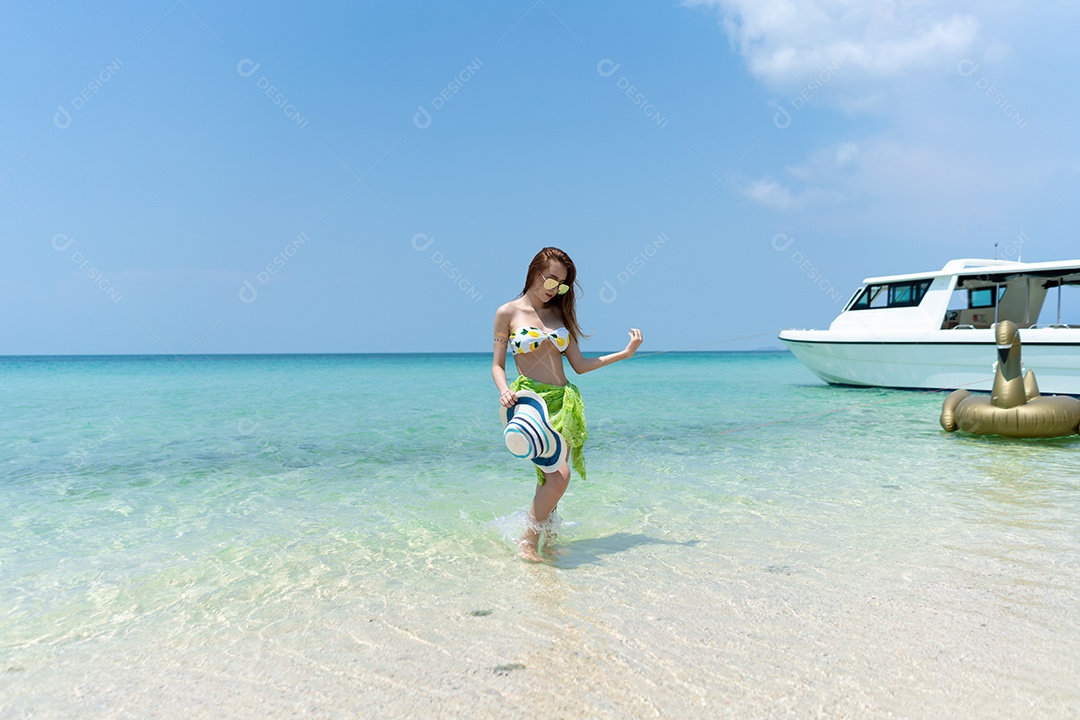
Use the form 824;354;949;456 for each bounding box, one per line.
1036;281;1080;327
849;280;930;310
944;270;1080;329
888;280;931;307
969;287;998;308
891;285;911;304
849;285;882;309
942;284;1007;328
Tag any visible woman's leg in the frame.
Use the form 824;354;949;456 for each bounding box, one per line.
519;464;570;560
531;464;569;524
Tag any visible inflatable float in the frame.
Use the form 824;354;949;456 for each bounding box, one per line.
940;320;1080;438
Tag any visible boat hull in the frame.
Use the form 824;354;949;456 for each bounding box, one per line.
779;330;1080;395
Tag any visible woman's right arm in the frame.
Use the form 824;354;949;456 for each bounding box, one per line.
491;306;517;407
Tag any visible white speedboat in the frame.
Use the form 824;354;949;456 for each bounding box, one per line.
778;258;1080;395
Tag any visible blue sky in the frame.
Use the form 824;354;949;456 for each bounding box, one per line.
4;1;1079;354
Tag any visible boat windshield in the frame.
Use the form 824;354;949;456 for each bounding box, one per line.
847;280;931;311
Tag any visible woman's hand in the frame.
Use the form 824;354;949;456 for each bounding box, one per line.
624;328;643;357
499;388;518;408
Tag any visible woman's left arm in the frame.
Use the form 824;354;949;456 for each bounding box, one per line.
565;328;643;374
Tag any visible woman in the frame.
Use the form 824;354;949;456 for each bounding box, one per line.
492;247;643;560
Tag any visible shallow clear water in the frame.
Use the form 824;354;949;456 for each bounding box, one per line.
2;353;1078;718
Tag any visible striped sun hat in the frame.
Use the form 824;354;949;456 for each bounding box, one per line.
500;389;568;474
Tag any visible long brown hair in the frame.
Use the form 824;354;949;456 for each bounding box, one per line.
520;247;588;343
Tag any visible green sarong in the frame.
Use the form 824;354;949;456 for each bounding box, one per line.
509;374;587;485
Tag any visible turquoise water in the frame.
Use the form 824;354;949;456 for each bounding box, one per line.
2;352;1078;718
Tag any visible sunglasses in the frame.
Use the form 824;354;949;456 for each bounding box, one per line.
541;273;570;295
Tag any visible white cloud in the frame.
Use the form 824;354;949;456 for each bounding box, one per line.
687;0;1079;261
745;179;796;210
741;142;861;210
740;131;1045;225
686;0;980;109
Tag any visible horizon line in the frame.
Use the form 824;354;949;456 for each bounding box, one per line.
0;348;789;358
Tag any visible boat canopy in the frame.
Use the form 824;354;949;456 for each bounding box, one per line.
861;258;1080;286
956;268;1080;289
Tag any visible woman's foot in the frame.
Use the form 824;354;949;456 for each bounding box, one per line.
518;517;542;561
540;539;564;558
518;537;542;562
535;509;564;558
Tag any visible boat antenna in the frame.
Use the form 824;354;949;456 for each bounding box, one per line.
1018;218;1024;262
994;241;998;259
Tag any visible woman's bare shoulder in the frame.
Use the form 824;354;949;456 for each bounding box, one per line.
494;299;524;319
494;300;522;328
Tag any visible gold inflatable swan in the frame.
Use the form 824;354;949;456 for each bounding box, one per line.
941;320;1080;437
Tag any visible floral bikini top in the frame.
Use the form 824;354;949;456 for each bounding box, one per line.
510;326;569;355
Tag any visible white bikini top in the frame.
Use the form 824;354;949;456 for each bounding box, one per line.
510;326;569;355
